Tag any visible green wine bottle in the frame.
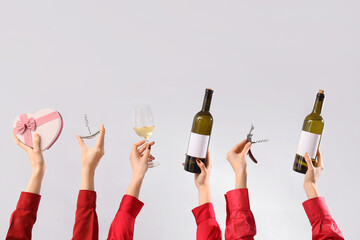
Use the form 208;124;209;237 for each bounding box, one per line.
293;90;325;174
184;88;214;173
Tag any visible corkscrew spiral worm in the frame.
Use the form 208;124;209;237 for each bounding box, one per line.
84;114;92;135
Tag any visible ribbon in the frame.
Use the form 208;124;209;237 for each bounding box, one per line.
14;112;60;148
15;117;36;134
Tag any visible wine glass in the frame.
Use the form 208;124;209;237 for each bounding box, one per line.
133;105;160;168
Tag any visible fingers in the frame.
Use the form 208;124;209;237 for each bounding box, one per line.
196;159;206;174
316;150;323;169
76;135;86;151
132;140;145;152
96;124;105;149
205;150;211;168
304;153;314;170
242;142;252;156
141;154;155;161
139;141;155;155
230;139;248;154
33;134;41;152
13;131;30;151
141;144;151;162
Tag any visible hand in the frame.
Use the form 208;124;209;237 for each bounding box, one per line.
126;140;155;199
194;151;211;189
13;132;46;176
194;151;212;205
76;124;105;190
227;139;252;174
76;124;105;174
227;139;252;188
303;150;323;199
13;132;46;194
130;140;155;180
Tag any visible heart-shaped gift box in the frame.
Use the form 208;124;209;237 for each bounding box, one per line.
13;108;63;151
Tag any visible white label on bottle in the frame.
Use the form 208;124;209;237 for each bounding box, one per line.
186;132;210;158
296;131;321;159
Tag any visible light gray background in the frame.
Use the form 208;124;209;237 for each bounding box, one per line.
1;1;359;239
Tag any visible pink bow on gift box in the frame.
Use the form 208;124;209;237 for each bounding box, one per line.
13;112;60;148
15;117;37;134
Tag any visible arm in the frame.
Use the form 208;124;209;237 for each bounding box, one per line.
72;125;105;240
303;152;344;240
107;140;154;240
6;133;45;240
225;140;256;240
191;151;222;240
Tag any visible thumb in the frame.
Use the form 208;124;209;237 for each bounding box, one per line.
76;135;86;151
304;153;314;169
33;134;41;152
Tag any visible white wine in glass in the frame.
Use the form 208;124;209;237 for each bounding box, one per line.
133;125;155;142
133;105;159;167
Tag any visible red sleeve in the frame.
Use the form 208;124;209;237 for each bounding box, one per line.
224;189;256;240
72;190;98;240
303;197;344;240
192;202;222;240
6;192;41;240
107;194;144;240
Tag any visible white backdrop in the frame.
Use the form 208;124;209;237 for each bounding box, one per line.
1;1;359;239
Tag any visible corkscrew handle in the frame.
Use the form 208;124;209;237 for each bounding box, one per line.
248;149;258;164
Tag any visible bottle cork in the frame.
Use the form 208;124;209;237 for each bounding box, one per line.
318;89;324;94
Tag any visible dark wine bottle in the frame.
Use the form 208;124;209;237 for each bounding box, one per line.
184;88;214;173
293;89;325;174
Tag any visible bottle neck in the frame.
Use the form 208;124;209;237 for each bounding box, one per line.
312;94;324;114
201;90;213;111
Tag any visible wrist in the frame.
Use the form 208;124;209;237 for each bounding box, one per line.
82;168;95;176
235;168;247;178
303;182;319;199
197;184;210;192
198;185;211;205
235;171;247;189
131;175;144;184
31;168;45;179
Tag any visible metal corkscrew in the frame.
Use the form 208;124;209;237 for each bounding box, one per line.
79;114;100;139
246;124;269;163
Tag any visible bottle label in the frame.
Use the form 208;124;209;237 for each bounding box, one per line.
186;132;210;158
296;131;321;159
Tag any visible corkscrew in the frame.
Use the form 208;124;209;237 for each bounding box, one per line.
79;114;100;139
246;124;269;163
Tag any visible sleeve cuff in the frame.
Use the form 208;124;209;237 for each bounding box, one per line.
303;197;331;224
77;190;97;208
17;192;41;213
192;202;216;225
224;188;250;211
119;194;144;218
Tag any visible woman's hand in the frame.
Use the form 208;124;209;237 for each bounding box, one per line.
126;140;155;199
194;151;211;189
227;139;252;188
77;125;105;173
194;151;212;205
76;124;105;190
129;140;155;181
13;132;46;194
303;150;323;199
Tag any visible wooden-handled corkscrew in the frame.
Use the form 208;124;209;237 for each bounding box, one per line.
246;124;269;163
